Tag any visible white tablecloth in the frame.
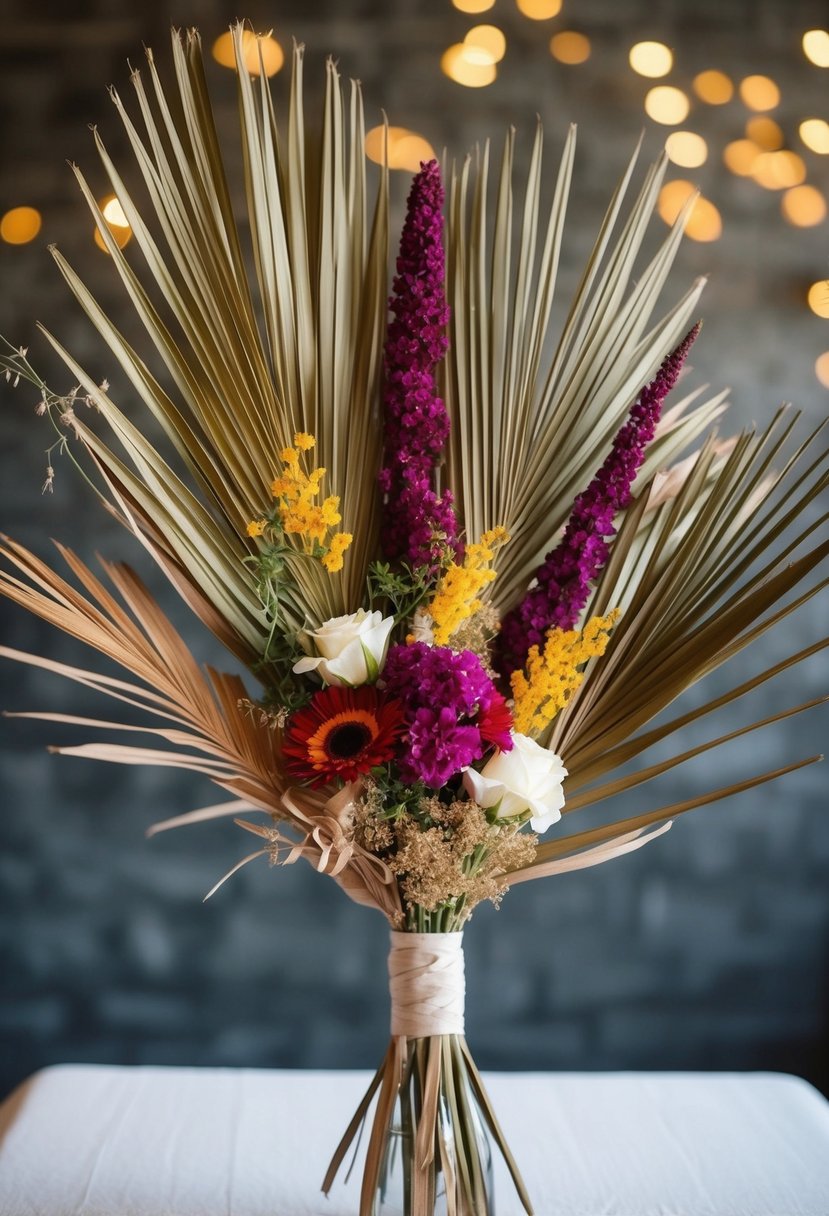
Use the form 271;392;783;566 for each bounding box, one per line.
1;1065;828;1214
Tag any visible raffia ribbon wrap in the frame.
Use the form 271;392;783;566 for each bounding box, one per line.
388;930;465;1038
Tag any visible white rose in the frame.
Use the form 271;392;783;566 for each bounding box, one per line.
293;609;395;686
462;732;568;833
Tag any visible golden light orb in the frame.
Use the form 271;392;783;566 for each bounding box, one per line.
815;351;829;387
803;29;829;67
452;0;496;12
665;131;708;168
723;139;761;176
463;24;507;65
693;70;734;104
807;281;829;317
212;30;284;76
549;31;591;64
752;150;807;190
657;182;721;241
745;116;783;150
781;185;827;227
657;179;697;224
629;41;673;78
364;126;436;172
799;118;829;154
644;86;690;125
685;197;722;242
0;206;42;245
739;74;780;111
94;222;132;253
101;195;129;228
516;0;562;19
441;43;497;87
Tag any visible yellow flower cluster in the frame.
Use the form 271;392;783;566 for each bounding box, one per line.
428;526;509;646
321;531;353;574
245;433;352;573
511;610;621;737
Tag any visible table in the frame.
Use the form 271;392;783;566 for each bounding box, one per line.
1;1066;828;1214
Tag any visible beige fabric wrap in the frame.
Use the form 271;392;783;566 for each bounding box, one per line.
388;931;465;1038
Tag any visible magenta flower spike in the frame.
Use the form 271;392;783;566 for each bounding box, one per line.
496;324;701;678
379;160;458;568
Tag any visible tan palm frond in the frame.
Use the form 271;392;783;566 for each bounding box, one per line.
442;126;715;608
37;27;387;671
508;412;828;879
0;536;401;907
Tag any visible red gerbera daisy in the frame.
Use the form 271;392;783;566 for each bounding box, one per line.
283;685;404;787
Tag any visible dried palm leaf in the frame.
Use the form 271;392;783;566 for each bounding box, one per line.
34;28;387;665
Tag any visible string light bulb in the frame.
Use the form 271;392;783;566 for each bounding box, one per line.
644;86;690;125
665;131;708;168
629;42;673;78
693;70;733;104
549;32;591;64
0;206;42;245
802;29;829;67
212;30;284;76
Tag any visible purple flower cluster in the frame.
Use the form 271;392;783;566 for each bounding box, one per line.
383;642;513;787
496;324;701;678
379;161;458;569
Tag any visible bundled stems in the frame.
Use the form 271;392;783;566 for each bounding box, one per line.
325;1033;533;1216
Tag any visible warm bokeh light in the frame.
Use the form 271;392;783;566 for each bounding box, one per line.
685;197;722;242
364;126;436;172
101;196;129;228
657;181;721;241
441;43;497;87
799;118;829;154
781;185;827;227
453;0;495;12
807;281;829;317
802;29;829;67
549;31;591;64
657;179;696;223
94;222;132;253
0;205;41;245
723;139;761;176
212;30;284;76
752;150;807;190
627;41;666;78
644;86;690;125
745;116;783;150
463;24;507;65
693;69;733;104
516;0;562;18
629;41;673;78
815;351;829;387
665;131;708;168
739;74;780;111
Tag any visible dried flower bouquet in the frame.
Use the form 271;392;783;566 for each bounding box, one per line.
1;25;827;1216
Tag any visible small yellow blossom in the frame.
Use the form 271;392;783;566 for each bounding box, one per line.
511;610;621;737
253;435;351;573
246;519;267;537
321;531;353;573
429;526;509;646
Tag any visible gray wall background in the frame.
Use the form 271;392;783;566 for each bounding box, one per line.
0;0;827;1100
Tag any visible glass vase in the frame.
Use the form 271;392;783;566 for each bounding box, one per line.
374;1036;496;1216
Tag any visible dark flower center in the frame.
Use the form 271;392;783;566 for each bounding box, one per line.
326;721;373;760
